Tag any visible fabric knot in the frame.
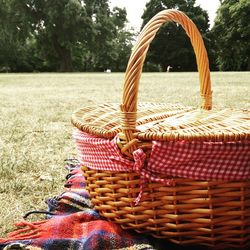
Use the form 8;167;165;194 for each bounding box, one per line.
132;149;147;206
110;147;174;206
132;148;146;172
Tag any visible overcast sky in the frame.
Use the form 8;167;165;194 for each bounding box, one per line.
110;0;220;31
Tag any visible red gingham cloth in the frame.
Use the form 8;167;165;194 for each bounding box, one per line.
74;129;250;182
73;130;173;182
149;140;250;180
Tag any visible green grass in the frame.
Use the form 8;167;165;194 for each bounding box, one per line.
0;72;249;236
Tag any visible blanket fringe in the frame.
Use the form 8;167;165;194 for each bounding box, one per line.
0;220;47;243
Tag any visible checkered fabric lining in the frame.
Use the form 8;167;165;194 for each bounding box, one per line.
149;140;250;180
74;129;250;181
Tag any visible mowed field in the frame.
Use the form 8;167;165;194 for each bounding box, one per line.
0;72;249;236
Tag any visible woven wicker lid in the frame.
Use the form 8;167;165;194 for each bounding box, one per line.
71;10;250;144
72;103;249;142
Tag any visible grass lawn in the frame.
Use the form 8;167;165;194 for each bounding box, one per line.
0;72;249;236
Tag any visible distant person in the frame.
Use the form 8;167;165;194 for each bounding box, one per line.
166;65;172;72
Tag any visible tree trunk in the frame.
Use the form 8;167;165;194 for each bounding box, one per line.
247;57;250;71
52;35;73;72
58;49;73;72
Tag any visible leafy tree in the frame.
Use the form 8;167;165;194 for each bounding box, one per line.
1;0;134;72
14;0;94;72
212;0;250;71
0;0;33;71
83;1;133;72
141;0;210;71
110;29;134;72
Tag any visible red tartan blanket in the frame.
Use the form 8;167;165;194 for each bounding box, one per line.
0;160;207;250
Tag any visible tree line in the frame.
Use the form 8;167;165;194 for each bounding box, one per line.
0;0;249;72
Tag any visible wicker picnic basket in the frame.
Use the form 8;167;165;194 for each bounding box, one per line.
72;9;250;249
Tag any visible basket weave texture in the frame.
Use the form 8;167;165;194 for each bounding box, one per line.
72;9;250;249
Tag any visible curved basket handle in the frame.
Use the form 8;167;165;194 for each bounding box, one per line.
120;9;212;154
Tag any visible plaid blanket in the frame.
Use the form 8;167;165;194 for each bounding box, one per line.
0;160;205;250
